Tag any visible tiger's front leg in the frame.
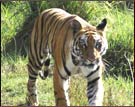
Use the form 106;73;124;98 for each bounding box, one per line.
53;65;70;106
87;77;104;106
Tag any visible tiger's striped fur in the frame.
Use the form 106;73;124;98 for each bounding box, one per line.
26;8;108;106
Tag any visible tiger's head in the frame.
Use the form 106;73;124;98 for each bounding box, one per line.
71;18;108;70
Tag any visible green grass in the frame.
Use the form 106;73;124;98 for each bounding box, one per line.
104;77;134;106
1;56;134;106
1;1;134;106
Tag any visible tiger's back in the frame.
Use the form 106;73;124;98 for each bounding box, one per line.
28;8;95;78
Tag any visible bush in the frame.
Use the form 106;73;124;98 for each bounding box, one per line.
1;1;134;106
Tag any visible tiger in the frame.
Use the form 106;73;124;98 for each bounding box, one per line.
26;8;108;106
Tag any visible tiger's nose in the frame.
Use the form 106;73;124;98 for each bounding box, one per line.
88;55;96;62
88;58;95;62
88;58;99;63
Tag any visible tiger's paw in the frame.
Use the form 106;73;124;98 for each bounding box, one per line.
39;70;49;80
26;94;39;106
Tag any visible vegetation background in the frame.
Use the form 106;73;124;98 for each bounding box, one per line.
1;1;134;106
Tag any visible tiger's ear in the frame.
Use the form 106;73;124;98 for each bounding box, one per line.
70;20;81;34
96;18;107;31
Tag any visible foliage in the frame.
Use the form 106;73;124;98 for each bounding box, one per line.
1;1;134;77
1;1;31;51
1;1;134;106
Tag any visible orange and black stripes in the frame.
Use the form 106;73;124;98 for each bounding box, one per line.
28;9;77;80
27;8;108;106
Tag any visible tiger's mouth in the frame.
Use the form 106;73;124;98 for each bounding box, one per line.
85;63;94;67
71;53;100;68
82;59;99;68
83;63;95;68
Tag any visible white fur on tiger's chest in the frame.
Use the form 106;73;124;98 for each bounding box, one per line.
80;65;98;77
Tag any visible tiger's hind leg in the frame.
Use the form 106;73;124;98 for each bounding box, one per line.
26;62;40;106
53;64;70;106
26;53;51;105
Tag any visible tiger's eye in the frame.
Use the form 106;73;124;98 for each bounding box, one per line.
95;42;102;49
80;42;87;49
79;39;88;49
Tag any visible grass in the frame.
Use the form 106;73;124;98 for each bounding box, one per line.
1;57;134;106
1;1;134;106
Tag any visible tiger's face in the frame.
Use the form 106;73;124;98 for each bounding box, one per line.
71;19;107;69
